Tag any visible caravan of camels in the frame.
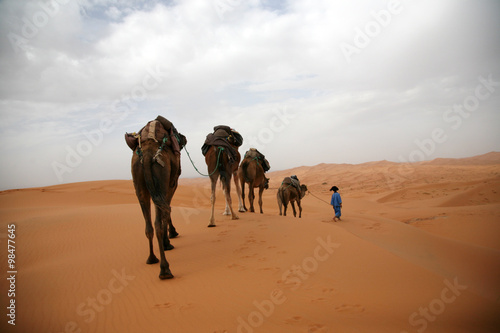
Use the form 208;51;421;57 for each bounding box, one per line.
125;116;307;279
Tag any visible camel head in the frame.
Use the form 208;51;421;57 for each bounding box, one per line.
300;184;308;199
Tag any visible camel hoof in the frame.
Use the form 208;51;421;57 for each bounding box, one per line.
164;243;175;251
207;224;216;228
169;230;179;238
239;208;247;213
147;256;159;265
232;215;239;220
159;271;174;280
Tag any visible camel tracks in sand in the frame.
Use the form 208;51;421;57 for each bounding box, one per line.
153;302;173;309
153;302;194;311
363;222;383;231
227;263;246;271
284;315;303;324
308;323;328;332
310;297;327;303
284;315;327;332
334;303;365;314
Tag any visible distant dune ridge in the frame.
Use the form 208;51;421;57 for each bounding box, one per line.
1;152;499;333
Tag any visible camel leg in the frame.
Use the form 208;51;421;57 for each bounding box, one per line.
139;197;159;265
233;171;246;213
223;176;239;220
208;175;217;227
258;186;264;214
277;190;283;216
157;206;174;251
291;201;297;217
297;199;302;218
167;215;179;239
248;181;255;213
240;177;248;212
223;186;232;216
155;207;173;279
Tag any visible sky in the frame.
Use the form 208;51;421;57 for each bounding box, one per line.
0;0;499;190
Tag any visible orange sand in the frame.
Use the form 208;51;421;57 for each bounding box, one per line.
1;152;499;333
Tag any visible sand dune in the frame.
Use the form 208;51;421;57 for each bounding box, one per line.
1;152;499;333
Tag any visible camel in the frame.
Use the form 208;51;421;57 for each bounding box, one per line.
127;117;186;279
238;149;270;213
277;177;308;218
205;133;244;227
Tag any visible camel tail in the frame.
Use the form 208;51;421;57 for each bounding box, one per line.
143;150;167;206
217;149;231;192
241;160;250;182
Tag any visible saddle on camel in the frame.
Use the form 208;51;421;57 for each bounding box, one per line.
125;115;187;280
203;125;245;227
243;148;270;172
202;125;243;164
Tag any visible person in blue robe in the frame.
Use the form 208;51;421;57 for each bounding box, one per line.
330;186;342;221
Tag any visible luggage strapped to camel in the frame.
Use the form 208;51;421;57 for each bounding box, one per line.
244;148;271;172
125;115;187;167
282;176;301;193
201;125;243;166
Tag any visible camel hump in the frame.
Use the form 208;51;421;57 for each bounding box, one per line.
282;177;292;185
141;120;168;142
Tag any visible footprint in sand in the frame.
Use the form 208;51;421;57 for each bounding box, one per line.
227;263;246;271
154;302;173;309
308;324;327;333
240;253;258;259
322;288;335;294
363;222;382;231
234;246;249;253
284;315;302;324
258;266;280;273
335;304;365;314
310;297;327;303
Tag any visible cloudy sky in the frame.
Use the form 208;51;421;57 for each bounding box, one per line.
0;0;499;190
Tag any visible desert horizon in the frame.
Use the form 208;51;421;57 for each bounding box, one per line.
1;151;499;333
